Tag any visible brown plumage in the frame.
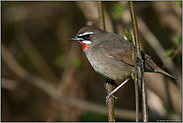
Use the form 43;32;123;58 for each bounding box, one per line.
69;26;177;80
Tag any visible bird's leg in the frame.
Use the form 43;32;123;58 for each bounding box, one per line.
104;78;118;88
106;78;130;104
104;79;118;105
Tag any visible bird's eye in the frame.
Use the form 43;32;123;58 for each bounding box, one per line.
84;34;90;40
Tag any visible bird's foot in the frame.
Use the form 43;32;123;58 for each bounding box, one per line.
106;94;118;105
105;78;130;105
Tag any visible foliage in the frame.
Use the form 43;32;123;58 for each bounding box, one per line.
112;3;125;21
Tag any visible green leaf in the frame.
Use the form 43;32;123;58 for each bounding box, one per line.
166;48;174;57
112;3;125;21
164;105;174;114
132;52;134;61
71;58;81;68
123;36;128;41
171;32;181;44
124;29;132;42
54;55;66;68
131;73;135;80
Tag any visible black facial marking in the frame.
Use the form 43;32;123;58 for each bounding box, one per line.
78;34;90;40
85;34;90;39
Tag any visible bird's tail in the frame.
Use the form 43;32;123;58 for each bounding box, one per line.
143;53;177;80
153;65;177;80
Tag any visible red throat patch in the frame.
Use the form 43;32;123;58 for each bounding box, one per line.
78;41;89;51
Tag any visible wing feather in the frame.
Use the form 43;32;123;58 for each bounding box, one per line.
98;39;135;66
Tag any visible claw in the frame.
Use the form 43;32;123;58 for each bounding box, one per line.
106;94;118;105
105;78;130;105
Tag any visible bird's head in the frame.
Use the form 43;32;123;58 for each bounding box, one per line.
69;26;105;52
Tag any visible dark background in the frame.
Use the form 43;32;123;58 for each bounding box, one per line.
1;1;182;122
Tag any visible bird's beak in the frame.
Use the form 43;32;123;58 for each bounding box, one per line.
69;36;82;41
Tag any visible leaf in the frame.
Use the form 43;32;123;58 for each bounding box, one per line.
171;32;182;44
124;29;132;42
54;55;66;68
131;73;135;80
112;3;125;21
71;58;81;68
166;48;174;57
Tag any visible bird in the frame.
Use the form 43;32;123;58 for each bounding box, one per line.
69;25;177;101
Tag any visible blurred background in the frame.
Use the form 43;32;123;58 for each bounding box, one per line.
1;1;182;122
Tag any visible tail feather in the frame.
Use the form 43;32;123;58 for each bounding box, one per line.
153;66;177;80
143;53;177;80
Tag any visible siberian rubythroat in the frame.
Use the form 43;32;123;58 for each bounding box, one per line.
69;26;176;82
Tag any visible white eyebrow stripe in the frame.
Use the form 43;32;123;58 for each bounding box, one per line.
78;32;94;36
82;40;91;44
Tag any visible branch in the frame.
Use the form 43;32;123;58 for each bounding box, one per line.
128;1;147;122
98;1;115;122
98;1;106;31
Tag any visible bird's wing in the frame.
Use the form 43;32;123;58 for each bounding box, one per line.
98;39;135;67
96;38;177;79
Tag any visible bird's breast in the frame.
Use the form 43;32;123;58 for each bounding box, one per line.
85;48;134;81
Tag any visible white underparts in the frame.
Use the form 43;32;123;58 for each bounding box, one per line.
82;40;91;45
78;32;94;36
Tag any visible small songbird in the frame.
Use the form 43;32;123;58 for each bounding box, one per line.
69;26;176;82
69;26;177;102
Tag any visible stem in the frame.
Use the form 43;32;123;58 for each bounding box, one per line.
98;1;106;31
128;1;148;122
98;1;115;122
106;82;116;122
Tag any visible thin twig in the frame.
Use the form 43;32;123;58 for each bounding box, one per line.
98;1;106;31
98;1;115;122
128;2;139;122
128;1;148;122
